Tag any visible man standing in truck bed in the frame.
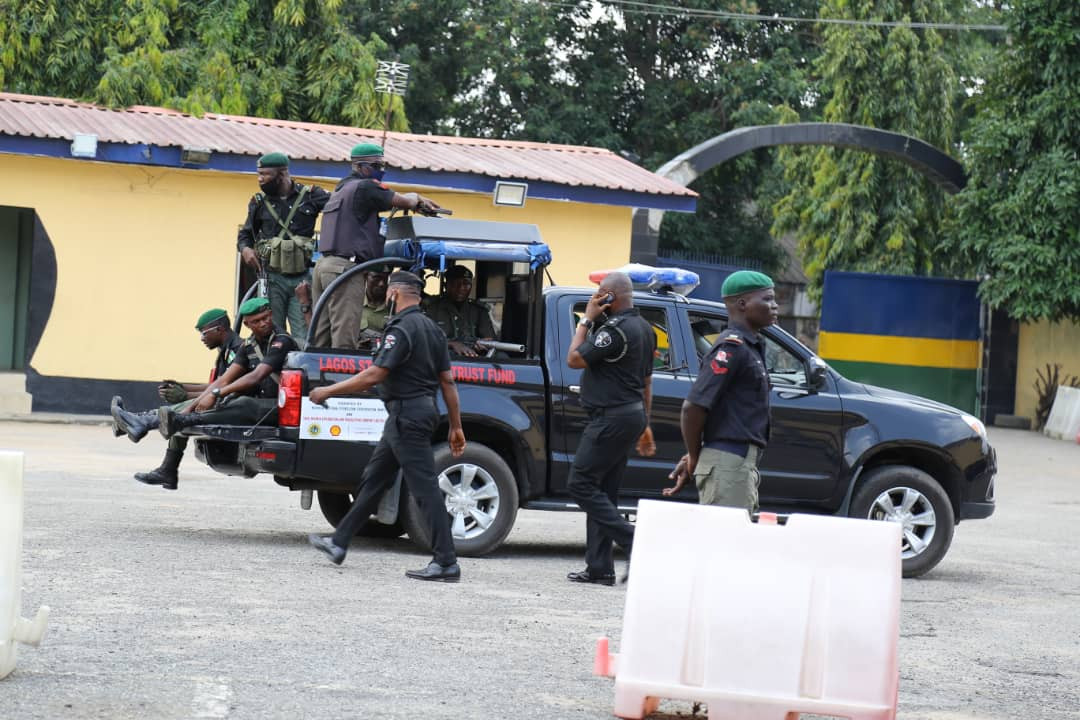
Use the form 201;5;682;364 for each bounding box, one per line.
307;270;467;582
565;271;656;586
310;143;442;349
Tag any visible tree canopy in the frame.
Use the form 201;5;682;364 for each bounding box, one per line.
0;0;404;128
944;0;1080;321
771;0;968;302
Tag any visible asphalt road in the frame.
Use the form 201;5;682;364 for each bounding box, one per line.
1;423;1077;720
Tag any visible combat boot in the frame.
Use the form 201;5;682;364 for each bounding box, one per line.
158;406;213;438
111;396;159;443
134;449;183;490
110;396;125;437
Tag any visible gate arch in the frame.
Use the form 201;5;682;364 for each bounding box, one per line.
631;122;966;263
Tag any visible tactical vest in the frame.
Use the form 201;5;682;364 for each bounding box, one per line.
318;176;384;261
254;185;315;274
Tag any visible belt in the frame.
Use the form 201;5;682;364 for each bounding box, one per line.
587;401;644;417
321;253;369;263
385;396;437;411
704;441;764;458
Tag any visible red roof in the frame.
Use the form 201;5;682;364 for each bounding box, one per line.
0;93;695;199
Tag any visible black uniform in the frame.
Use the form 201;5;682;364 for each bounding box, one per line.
205;328;298;425
686;322;770;453
330;306;457;566
211;330;245;383
236;181;331;256
568;308;655;577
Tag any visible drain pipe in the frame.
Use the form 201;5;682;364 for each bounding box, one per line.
1;451;50;680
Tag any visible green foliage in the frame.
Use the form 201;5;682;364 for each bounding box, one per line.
0;0;402;128
945;0;1080;321
772;0;969;302
347;0;823;272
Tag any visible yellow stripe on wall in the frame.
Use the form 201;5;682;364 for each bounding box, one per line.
818;331;980;370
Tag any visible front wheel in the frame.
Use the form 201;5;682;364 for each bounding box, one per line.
402;442;519;557
849;465;955;578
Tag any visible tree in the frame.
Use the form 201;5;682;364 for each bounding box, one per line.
945;0;1080;321
0;0;402;128
772;0;964;301
347;0;823;272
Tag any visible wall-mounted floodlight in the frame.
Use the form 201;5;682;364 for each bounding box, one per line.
70;134;97;158
493;181;528;207
181;147;212;165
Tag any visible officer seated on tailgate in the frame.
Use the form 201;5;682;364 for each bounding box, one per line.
423;265;497;357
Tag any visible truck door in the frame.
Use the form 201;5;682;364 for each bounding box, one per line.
681;308;846;511
547;294;693;497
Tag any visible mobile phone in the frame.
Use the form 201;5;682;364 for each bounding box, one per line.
600;292;614;305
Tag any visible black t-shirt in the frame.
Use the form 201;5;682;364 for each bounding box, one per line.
212;331;245;381
236;182;331;250
373;306;452;401
233;328;299;398
576;308;655;409
685;323;771;448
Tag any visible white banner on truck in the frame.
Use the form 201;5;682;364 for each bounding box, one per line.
299;398;388;442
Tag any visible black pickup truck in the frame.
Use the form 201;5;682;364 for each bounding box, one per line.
189;217;996;577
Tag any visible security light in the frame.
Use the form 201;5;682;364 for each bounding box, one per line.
70;134;97;158
493;181;528;207
181;147;212;165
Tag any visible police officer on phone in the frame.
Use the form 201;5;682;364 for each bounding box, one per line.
565;271;656;586
308;270;466;582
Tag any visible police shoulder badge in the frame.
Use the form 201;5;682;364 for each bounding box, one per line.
594;330;613;348
722;333;743;345
382;332;397;350
710;348;730;375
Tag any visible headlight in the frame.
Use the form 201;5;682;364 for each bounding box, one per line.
960;413;987;439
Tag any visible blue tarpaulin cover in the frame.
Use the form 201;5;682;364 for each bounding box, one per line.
384;238;552;271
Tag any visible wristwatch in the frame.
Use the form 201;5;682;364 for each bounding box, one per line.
211;387;222;398
578;318;594;330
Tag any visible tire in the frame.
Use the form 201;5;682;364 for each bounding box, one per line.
849;465;955;578
316;489;405;538
402;442;519;557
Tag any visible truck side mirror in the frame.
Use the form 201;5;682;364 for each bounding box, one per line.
808;358;829;390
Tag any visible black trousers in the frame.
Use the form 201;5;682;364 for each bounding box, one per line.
332;397;456;566
567;405;646;575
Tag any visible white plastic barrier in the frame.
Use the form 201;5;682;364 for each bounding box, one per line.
1044;385;1080;442
597;501;902;720
1;451;49;680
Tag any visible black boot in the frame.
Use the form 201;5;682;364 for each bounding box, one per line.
111;397;159;443
134;449;182;490
158;406;211;439
110;396;125;437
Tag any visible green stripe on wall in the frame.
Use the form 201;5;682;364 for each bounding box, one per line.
826;360;977;414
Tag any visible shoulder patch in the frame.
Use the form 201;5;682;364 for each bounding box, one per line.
605;316;625;326
382;332;398;350
594;330;613;348
721;334;744;345
377;182;389;190
270;341;284;349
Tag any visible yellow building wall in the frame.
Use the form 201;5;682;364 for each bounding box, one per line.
0;154;631;385
1014;318;1080;419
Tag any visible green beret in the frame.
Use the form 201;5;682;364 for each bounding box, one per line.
721;270;774;298
195;308;228;330
239;297;271;317
350;143;384;160
257;152;289;169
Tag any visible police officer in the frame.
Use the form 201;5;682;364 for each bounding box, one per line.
565;272;656;586
109;308;244;489
237;152;330;344
308;271;466;582
424;265;497;357
356;268;390;351
664;270;778;512
311;143;441;349
154;297;299;439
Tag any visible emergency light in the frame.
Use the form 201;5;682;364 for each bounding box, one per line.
589;263;700;296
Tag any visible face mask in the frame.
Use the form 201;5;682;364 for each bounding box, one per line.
259;181;278;196
368;168;386;182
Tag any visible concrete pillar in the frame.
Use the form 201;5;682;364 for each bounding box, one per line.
1;450;49;680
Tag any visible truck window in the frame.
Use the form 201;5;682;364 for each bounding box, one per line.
688;311;807;387
571;303;674;369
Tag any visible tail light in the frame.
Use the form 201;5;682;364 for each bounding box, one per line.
278;370;304;427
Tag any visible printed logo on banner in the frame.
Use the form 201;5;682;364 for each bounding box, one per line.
330;425;342;437
308;423;321;436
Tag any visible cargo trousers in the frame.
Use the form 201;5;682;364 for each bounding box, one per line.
694;446;761;513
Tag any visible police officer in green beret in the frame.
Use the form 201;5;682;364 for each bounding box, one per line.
237;152;331;345
110;308;243;489
311;142;442;349
424;264;497;357
665;270;779;512
154;297;299;442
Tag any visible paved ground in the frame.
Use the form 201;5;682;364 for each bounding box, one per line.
0;423;1077;720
